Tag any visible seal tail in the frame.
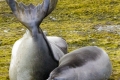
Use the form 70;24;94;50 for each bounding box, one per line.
6;0;58;27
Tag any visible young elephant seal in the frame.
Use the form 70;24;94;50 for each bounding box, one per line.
47;46;112;80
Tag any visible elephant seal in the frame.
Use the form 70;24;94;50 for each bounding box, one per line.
6;0;67;80
47;46;112;80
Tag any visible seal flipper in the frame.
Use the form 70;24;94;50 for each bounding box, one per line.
6;0;17;13
6;0;58;29
6;0;52;29
18;3;35;10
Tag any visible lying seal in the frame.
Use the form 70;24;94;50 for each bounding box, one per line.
6;0;67;80
47;46;112;80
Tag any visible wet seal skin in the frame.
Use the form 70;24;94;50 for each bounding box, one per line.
47;46;112;80
6;0;67;80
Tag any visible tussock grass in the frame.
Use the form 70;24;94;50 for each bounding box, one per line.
0;0;120;80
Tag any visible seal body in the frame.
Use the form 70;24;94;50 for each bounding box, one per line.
9;30;67;80
9;30;58;80
47;46;112;80
47;36;67;61
7;0;67;79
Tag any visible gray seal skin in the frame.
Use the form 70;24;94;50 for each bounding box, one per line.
6;0;67;80
47;46;112;80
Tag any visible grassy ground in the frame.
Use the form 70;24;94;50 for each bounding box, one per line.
0;0;120;80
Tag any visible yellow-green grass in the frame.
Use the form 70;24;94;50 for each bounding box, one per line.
0;0;120;80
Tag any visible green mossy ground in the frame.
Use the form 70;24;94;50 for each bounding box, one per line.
0;0;120;80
